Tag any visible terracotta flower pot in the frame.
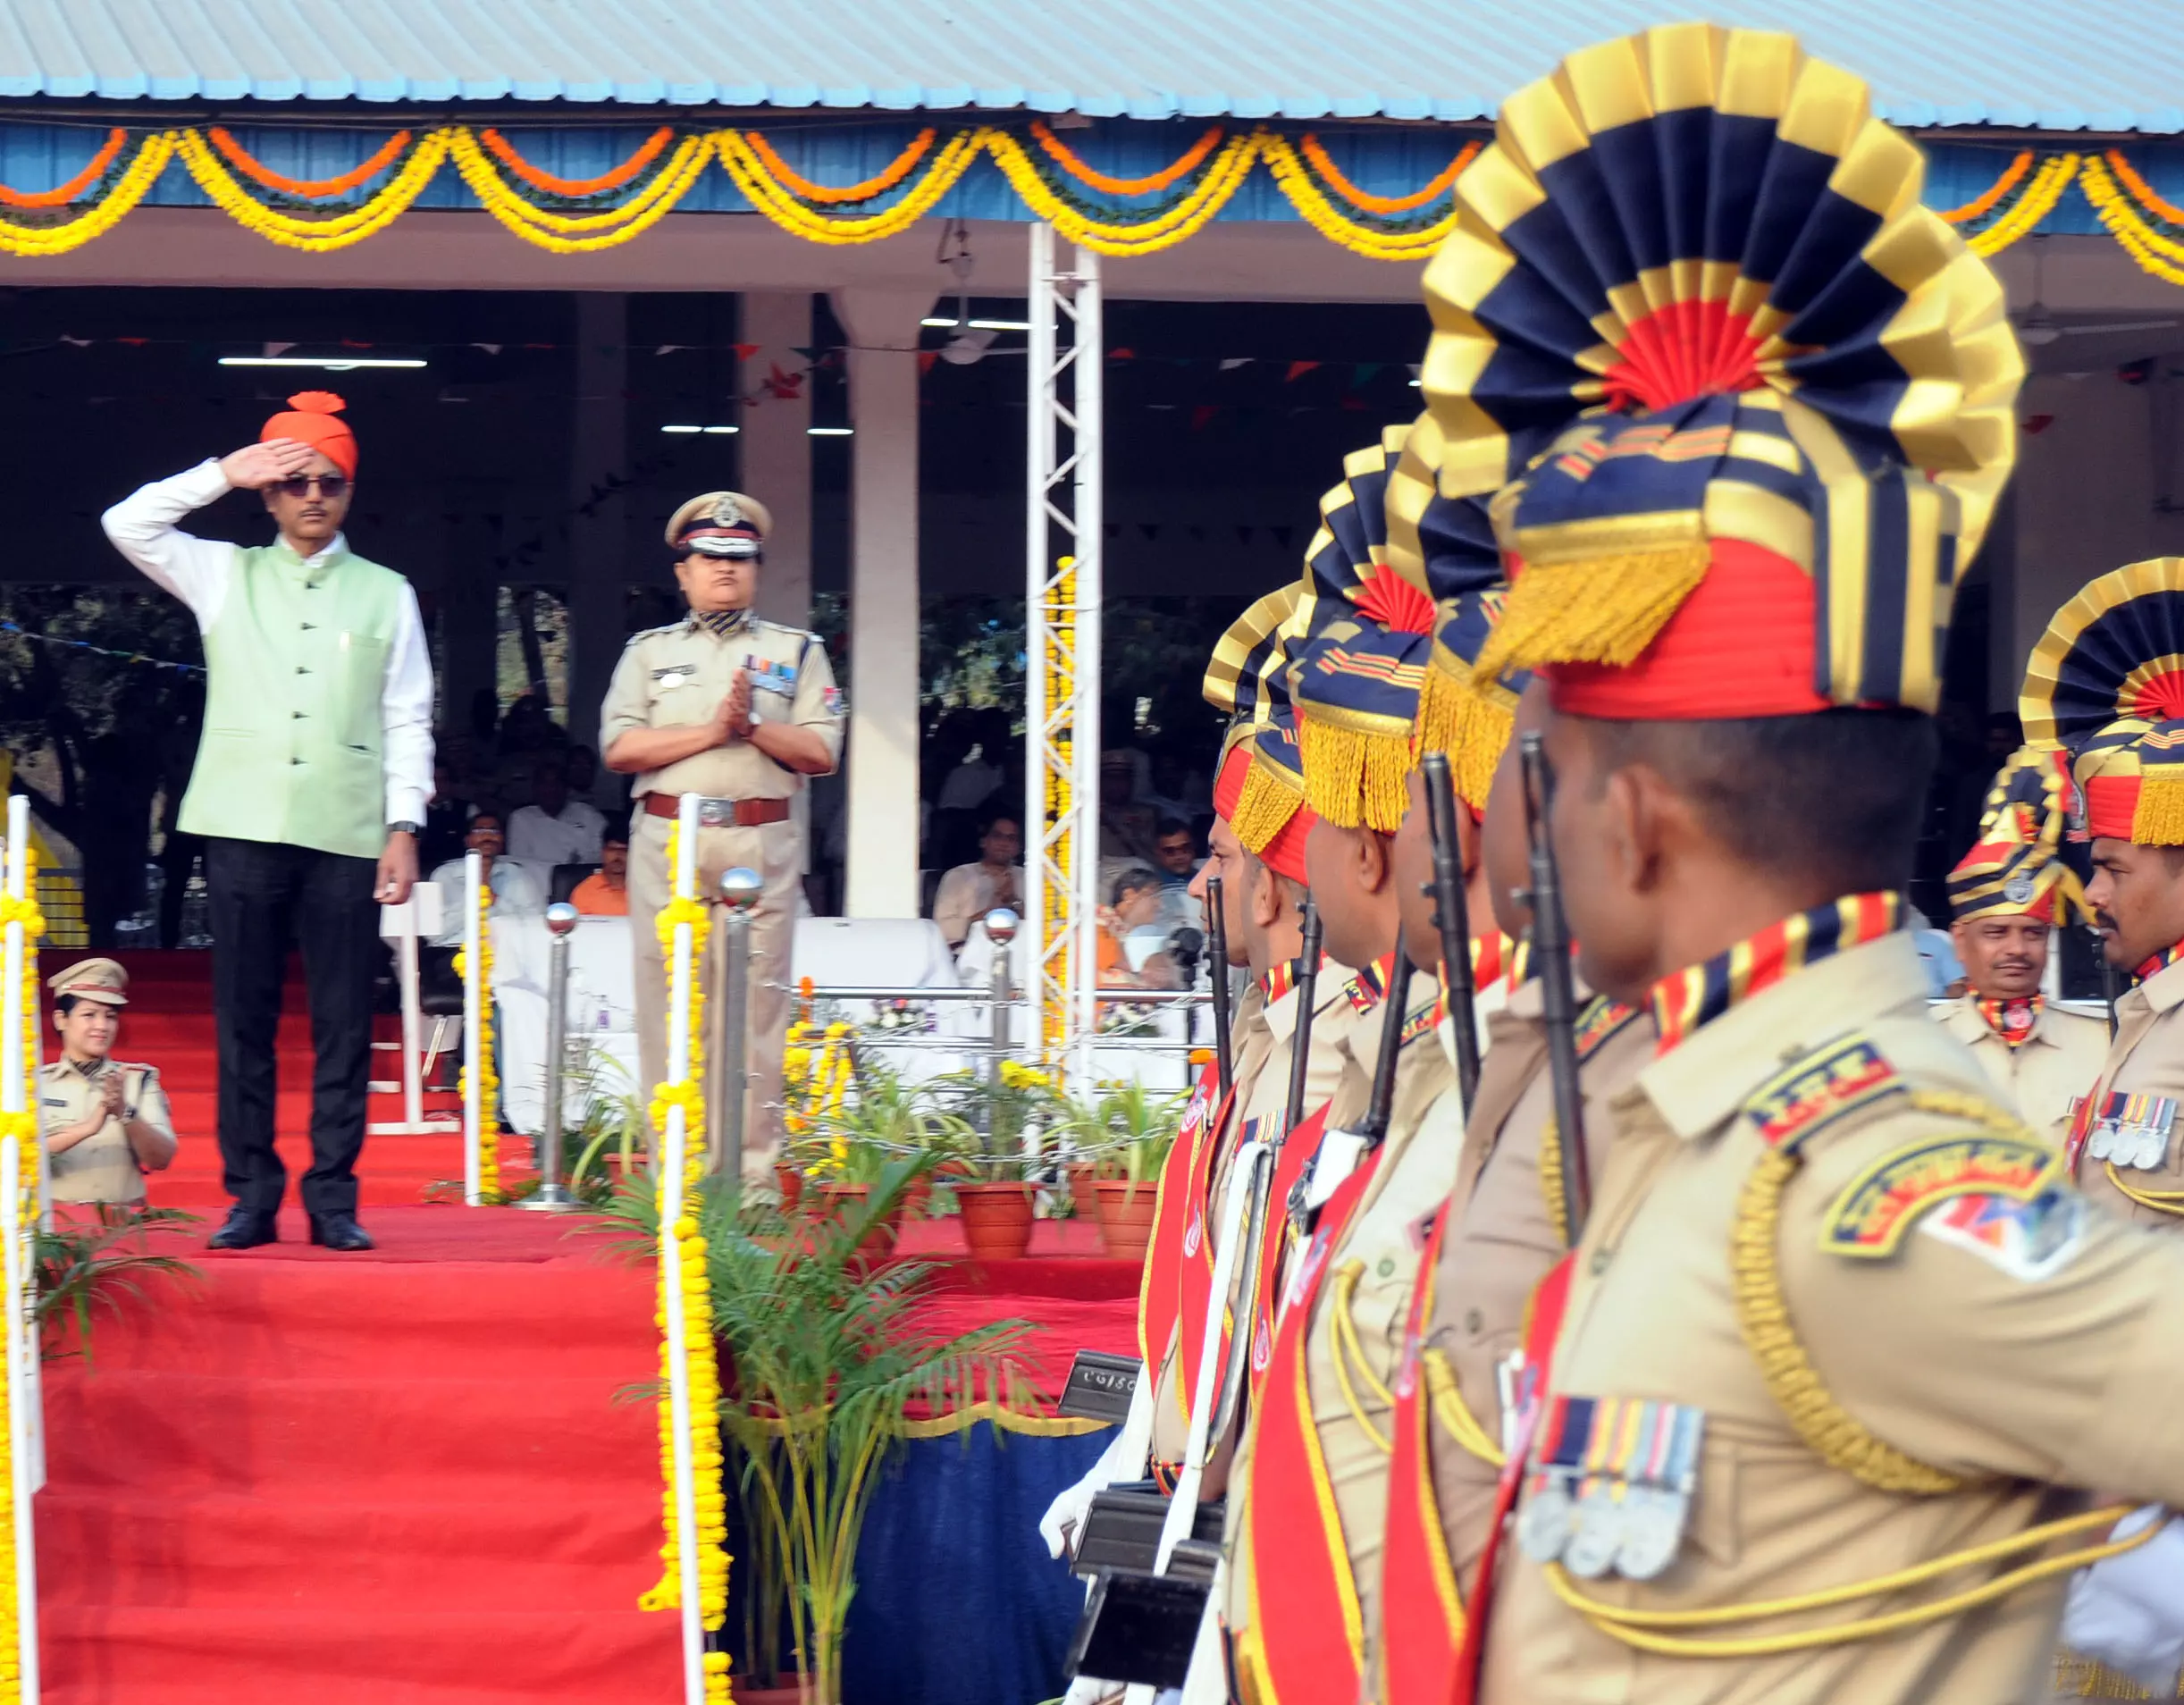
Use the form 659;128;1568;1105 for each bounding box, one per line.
775;1161;804;1212
1092;1176;1160;1264
953;1180;1037;1262
1065;1163;1098;1214
813;1182;903;1265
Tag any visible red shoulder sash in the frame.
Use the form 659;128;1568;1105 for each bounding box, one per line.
1379;1199;1464;1705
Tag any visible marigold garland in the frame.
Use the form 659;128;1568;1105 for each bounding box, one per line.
2105;148;2184;225
2084;155;2184;288
744;126;936;203
0;122;2106;275
1298;133;1479;214
1261;131;1461;260
1938;149;2032;224
0;844;46;1163
1030;122;1222;197
453;128;714;253
207;126;413;197
1966;152;2079;257
173;126;448;254
715;126;987;245
0;127;126;209
640;825;731;1701
452;876;500;1199
481;125;672;197
0;130;174;257
783;1018;854;1141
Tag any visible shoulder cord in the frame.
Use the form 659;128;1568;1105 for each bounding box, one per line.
2100;1163;2184;1218
1538;1112;1571;1249
1543;1501;2147;1657
1421;1347;1505;1467
1329;1262;1394;1455
1731;1086;2042;1498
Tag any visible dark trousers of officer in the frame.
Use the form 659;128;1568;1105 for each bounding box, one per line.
206;837;379;1217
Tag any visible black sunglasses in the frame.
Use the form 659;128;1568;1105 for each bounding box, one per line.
275;475;349;499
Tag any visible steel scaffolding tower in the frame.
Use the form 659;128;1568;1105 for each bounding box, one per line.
1021;224;1103;1096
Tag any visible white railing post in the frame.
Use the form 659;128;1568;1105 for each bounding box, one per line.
2;1135;36;1705
4;797;42;1508
662;792;705;1703
461;852;483;1206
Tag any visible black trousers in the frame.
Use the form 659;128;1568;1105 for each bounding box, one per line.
205;837;379;1216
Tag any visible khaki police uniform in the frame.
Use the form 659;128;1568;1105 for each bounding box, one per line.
1223;982;1454;1668
1147;964;1365;1468
2065;955;2184;1230
601;609;843;1169
38;958;176;1205
1482;930;2184;1705
1416;979;1652;1604
1933;995;2108;1154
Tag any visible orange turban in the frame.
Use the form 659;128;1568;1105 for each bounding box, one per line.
260;391;357;478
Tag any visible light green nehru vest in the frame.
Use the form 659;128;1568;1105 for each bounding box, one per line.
178;541;409;861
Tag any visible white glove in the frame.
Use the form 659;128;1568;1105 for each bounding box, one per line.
2062;1506;2184;1695
1040;1370;1155;1561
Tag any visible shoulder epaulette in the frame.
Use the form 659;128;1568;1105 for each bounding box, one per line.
629;622;681;644
1740;1030;1904;1156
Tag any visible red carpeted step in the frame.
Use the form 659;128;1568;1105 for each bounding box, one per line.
41;1607;676;1705
40;953;681;1703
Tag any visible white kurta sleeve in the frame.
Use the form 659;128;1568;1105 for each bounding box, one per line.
99;459;240;628
382;584;435;828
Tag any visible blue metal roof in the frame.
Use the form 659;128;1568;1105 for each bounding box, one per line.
0;1;2179;132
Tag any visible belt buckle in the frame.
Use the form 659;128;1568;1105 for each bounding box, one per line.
697;797;737;829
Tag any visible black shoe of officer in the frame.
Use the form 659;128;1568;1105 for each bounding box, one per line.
307;1213;375;1253
207;1206;280;1251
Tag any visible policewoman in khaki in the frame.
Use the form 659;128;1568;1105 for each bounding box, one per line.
38;959;178;1205
2020;559;2184;1230
602;492;843;1171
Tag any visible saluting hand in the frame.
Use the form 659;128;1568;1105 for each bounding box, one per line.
219;439;315;491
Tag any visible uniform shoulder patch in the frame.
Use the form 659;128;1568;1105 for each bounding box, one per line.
1742;1031;1903;1155
1819;1131;2058;1260
1917;1187;2086;1282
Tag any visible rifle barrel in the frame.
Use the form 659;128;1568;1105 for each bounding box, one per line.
1360;928;1415;1150
1206;874;1234;1098
1421;752;1483;1110
1520;733;1591;1241
1282;899;1324;1137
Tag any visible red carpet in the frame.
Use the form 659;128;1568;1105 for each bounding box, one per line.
36;951;1140;1700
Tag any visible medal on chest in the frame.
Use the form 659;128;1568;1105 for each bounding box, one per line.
1516;1395;1706;1582
2083;1091;2180;1171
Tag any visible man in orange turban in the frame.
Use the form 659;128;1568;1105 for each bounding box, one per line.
101;392;432;1255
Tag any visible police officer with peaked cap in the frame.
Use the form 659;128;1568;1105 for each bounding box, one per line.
601;492;844;1175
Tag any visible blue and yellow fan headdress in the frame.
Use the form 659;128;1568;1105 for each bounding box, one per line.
1946;747;2087;924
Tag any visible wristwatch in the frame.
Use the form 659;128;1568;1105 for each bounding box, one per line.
388;820;421;837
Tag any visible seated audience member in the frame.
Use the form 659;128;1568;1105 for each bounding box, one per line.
427;811;548;943
38;958;178;1205
421;757;470;870
1097;866;1180;991
1151;815;1205;932
571;826;631;917
932;812;1023;947
508;753;606;865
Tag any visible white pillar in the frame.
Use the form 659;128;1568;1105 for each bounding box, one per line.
567;293;629;791
830;289;934;920
739;292;814;629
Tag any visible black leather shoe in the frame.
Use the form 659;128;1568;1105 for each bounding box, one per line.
307;1213;375;1252
207;1207;279;1251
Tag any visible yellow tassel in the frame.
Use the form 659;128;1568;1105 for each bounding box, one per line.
1537;1113;1570;1250
1231;758;1301;855
1471;542;1712;685
1415;663;1515;814
2131;773;2184;846
1298;717;1414;835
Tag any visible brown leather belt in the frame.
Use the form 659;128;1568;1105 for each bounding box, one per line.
643;793;792;828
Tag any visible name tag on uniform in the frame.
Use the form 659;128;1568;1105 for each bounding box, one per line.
744;656;798;699
651;664;698;691
2084;1092;2178;1172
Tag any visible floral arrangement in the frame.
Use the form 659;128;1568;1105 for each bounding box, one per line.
451;874;498;1200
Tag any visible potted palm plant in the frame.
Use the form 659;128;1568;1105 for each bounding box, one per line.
601;1172;1034;1705
1046;1081;1186;1261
